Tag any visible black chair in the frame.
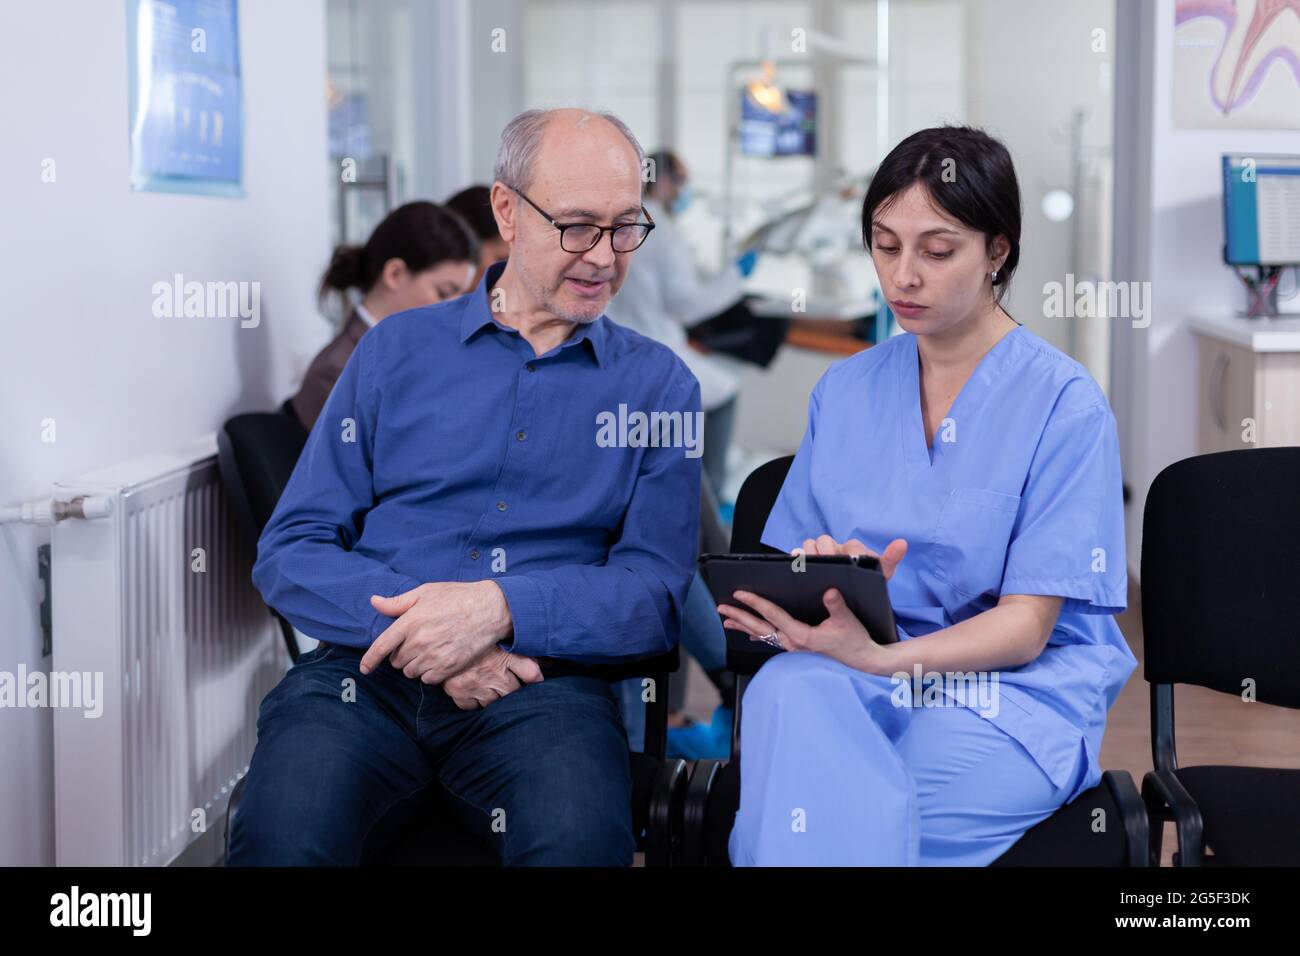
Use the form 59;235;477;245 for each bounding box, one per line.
217;404;687;865
678;455;1148;867
1139;448;1300;867
217;405;311;664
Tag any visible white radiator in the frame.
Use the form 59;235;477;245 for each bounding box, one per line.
51;434;283;866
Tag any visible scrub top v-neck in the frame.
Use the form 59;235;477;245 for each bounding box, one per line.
761;324;1136;802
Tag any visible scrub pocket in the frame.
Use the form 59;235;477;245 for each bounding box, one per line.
932;487;1021;599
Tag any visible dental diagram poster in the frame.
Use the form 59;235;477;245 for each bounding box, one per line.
1174;0;1300;129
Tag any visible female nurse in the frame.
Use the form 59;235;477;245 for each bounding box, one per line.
717;125;1137;866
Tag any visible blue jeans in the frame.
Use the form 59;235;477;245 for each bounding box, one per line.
228;643;635;866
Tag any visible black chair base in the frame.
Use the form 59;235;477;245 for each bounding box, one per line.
224;752;689;866
678;758;1147;867
1144;765;1300;867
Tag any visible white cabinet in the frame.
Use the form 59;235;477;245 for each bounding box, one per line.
1191;316;1300;454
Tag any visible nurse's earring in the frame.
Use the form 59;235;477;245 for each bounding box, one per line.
991;269;999;283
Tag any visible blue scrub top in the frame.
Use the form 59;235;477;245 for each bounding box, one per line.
762;324;1138;801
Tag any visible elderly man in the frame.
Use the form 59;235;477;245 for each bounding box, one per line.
228;108;701;866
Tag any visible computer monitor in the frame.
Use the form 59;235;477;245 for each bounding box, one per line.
1222;154;1300;267
739;89;817;158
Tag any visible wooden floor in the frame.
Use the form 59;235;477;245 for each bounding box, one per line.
676;579;1300;866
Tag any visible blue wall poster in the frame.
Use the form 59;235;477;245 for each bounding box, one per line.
127;0;244;196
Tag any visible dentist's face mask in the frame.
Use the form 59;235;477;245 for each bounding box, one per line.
670;183;693;215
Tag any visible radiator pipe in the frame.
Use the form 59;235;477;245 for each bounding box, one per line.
0;495;114;525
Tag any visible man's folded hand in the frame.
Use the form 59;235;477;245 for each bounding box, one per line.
442;646;544;710
362;580;513;681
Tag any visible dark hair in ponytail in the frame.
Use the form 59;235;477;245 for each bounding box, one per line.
862;125;1021;301
318;200;480;305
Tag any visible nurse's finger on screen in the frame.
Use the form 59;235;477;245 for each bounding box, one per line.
840;539;873;556
880;538;909;580
815;534;838;555
801;538;820;555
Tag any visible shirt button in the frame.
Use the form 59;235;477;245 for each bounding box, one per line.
516;430;526;441
525;363;536;372
469;548;480;560
497;501;507;512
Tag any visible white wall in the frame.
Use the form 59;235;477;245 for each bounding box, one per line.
1112;0;1300;575
0;0;330;866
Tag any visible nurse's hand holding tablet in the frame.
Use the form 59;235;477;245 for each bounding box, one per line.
716;535;908;670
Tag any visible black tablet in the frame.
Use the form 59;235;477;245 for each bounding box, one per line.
699;552;898;645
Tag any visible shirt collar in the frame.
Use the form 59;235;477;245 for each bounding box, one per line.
458;259;608;367
355;302;378;328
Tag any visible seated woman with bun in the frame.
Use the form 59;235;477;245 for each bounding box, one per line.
717;126;1136;866
290;201;479;430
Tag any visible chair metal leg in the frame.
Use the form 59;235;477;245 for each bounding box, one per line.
1142;769;1204;866
1102;770;1150;867
641;666;669;760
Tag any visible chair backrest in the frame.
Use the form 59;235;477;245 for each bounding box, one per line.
728;455;795;553
1141;447;1300;707
216;410;310;558
724;456;795;676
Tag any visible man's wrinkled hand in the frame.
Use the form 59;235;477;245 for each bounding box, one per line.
442;646;544;710
361;580;512;683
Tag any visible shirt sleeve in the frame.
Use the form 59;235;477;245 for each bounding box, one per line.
252;331;424;647
493;370;702;664
1000;400;1127;614
759;374;828;553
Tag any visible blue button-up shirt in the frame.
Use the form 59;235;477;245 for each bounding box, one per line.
253;261;702;663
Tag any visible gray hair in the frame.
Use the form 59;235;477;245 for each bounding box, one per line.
493;108;646;192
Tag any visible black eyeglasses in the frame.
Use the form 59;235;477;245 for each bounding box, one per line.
508;185;655;253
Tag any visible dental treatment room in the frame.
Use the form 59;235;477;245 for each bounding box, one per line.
2;0;1300;922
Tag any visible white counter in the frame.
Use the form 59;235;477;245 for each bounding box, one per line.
1189;314;1300;352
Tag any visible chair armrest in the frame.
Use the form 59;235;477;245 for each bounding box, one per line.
1102;770;1150;867
1142;768;1204;866
536;646;680;683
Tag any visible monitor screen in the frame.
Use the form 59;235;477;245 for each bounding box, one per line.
739;88;817;158
1223;154;1300;267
